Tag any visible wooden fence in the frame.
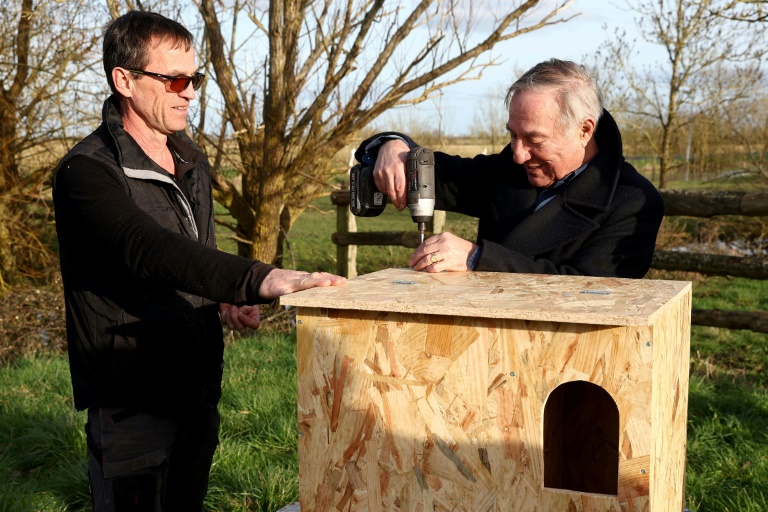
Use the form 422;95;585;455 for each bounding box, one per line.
329;188;768;333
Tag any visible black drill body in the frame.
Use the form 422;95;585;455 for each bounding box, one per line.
349;147;436;243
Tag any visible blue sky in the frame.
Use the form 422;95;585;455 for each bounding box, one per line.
390;0;663;135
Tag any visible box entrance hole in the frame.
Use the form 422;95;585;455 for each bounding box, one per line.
543;381;620;495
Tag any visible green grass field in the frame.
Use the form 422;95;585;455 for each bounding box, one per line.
1;194;766;511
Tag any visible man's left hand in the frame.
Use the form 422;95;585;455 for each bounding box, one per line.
409;232;479;273
220;303;261;331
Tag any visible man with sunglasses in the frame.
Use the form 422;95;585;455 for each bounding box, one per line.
52;11;344;511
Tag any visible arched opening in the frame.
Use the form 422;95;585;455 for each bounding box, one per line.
543;381;620;495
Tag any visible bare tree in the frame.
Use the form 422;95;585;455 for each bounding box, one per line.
194;0;576;265
721;77;768;181
595;0;766;189
469;85;510;153
0;0;103;286
714;0;768;22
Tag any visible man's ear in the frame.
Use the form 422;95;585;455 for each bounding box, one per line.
580;117;596;147
112;68;133;98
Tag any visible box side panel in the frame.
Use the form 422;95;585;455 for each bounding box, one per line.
650;289;692;510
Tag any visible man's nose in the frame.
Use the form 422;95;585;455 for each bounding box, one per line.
180;83;196;100
511;139;530;164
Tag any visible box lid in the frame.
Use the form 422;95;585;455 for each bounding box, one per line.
279;268;691;326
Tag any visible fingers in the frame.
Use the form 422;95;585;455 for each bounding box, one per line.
259;269;346;300
221;304;261;332
373;140;409;210
409;235;440;269
408;232;476;273
296;271;347;291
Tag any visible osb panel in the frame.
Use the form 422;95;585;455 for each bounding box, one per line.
296;308;687;512
281;268;692;327
649;290;691;510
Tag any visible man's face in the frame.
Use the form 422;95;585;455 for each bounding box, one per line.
506;89;589;188
128;39;197;136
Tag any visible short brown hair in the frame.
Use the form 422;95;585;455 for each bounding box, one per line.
103;11;194;95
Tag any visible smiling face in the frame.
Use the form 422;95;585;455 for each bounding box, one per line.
118;38;197;140
507;89;594;188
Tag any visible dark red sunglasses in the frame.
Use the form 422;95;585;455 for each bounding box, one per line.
128;69;205;93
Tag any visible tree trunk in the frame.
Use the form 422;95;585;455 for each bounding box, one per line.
0;198;17;287
240;172;285;265
658;122;672;190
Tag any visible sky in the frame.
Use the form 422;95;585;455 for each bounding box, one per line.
392;0;664;135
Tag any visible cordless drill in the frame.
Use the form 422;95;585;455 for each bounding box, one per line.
349;147;435;243
405;147;435;244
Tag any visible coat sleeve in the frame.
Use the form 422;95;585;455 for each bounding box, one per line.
53;156;276;304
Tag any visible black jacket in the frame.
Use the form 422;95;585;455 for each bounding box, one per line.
53;96;274;412
357;110;663;278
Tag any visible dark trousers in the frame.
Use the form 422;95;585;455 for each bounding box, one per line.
85;405;220;512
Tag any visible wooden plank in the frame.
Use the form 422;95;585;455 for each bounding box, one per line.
333;231;423;248
660;189;768;216
652;250;768;279
281;268;692;327
691;308;768;333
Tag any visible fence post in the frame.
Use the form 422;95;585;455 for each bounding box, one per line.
430;210;446;234
332;187;357;279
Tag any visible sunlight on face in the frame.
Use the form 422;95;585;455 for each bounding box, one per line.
128;39;198;137
507;90;589;188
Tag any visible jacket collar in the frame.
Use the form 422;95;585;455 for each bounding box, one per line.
562;109;623;213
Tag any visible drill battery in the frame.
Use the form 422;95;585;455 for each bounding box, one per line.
349;162;387;217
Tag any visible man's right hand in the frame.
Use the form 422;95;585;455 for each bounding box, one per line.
258;269;346;300
373;139;410;211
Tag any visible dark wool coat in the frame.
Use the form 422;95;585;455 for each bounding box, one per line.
358;110;664;278
53;96;274;412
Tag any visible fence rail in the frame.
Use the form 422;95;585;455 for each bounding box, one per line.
329;188;767;333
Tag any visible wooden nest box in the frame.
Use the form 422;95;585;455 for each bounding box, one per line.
280;268;692;511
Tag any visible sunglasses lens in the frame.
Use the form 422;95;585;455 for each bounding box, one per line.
167;74;204;92
169;77;192;93
191;74;205;91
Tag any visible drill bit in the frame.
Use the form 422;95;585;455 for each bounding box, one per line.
418;222;426;244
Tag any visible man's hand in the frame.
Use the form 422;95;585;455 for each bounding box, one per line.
259;269;346;300
220;303;261;331
373;139;410;211
409;232;479;273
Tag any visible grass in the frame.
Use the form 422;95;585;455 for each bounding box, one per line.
1;186;767;510
0;334;302;512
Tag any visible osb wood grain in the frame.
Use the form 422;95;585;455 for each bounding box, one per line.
649;288;691;510
295;306;689;511
281;268;692;326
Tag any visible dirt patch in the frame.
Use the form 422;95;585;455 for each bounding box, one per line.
0;275;67;365
0;274;297;365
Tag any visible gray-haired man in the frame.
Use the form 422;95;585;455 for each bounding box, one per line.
357;59;663;278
